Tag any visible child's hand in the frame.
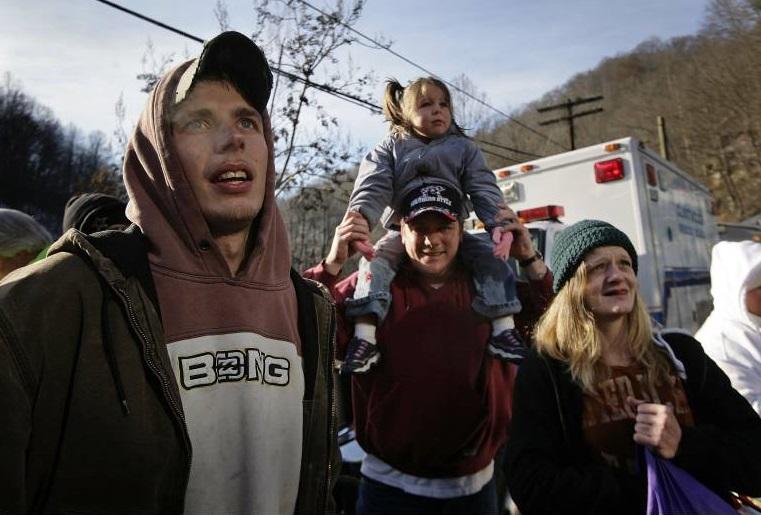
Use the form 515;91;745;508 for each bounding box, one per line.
345;210;375;260
491;227;513;260
351;239;376;261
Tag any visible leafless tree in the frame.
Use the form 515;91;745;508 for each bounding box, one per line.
248;0;378;196
449;73;493;132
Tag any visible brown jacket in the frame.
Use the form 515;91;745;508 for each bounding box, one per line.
0;226;339;514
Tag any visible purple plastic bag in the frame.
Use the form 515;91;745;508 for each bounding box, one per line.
644;446;736;515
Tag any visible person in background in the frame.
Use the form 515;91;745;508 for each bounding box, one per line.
696;240;761;415
0;208;52;281
305;182;553;515
505;220;761;515
341;76;525;375
62;193;130;234
0;31;338;514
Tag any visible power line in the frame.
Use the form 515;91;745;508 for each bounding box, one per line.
94;0;204;43
295;0;568;151
93;0;540;162
93;0;382;114
475;139;541;159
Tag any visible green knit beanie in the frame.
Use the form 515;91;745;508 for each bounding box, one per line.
551;219;638;293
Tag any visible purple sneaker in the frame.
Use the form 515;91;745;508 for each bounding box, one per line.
488;329;527;364
341;337;381;374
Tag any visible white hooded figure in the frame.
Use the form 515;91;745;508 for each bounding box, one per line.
695;240;761;415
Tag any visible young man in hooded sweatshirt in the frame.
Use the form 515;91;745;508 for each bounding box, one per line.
0;32;338;515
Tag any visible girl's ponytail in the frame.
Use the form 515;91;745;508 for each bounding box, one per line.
382;79;408;133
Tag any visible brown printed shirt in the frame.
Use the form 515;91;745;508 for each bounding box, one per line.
582;363;694;473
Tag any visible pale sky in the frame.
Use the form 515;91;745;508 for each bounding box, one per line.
1;0;712;156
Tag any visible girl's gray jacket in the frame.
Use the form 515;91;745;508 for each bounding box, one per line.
349;130;504;230
0;226;340;514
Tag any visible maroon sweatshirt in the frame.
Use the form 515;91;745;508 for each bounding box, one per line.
305;260;553;478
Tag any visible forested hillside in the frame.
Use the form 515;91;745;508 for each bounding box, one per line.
0;76;122;235
479;0;761;222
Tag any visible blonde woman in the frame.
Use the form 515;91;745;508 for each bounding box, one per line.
505;219;761;515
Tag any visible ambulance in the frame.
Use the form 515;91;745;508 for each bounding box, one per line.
470;136;719;333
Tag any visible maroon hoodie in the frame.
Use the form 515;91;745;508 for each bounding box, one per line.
306;260;554;478
122;56;304;515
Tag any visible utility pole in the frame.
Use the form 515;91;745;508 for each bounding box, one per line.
657;116;669;160
537;96;604;150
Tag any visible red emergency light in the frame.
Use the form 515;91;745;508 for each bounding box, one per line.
517;205;565;222
594;158;625;183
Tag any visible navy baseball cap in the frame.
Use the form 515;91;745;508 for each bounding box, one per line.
401;183;463;222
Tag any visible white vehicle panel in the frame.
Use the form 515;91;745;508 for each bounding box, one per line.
486;137;717;333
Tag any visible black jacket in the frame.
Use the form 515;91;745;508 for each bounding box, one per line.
505;331;761;514
0;226;339;514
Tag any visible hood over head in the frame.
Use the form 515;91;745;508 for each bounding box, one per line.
708;240;761;326
122;31;290;281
